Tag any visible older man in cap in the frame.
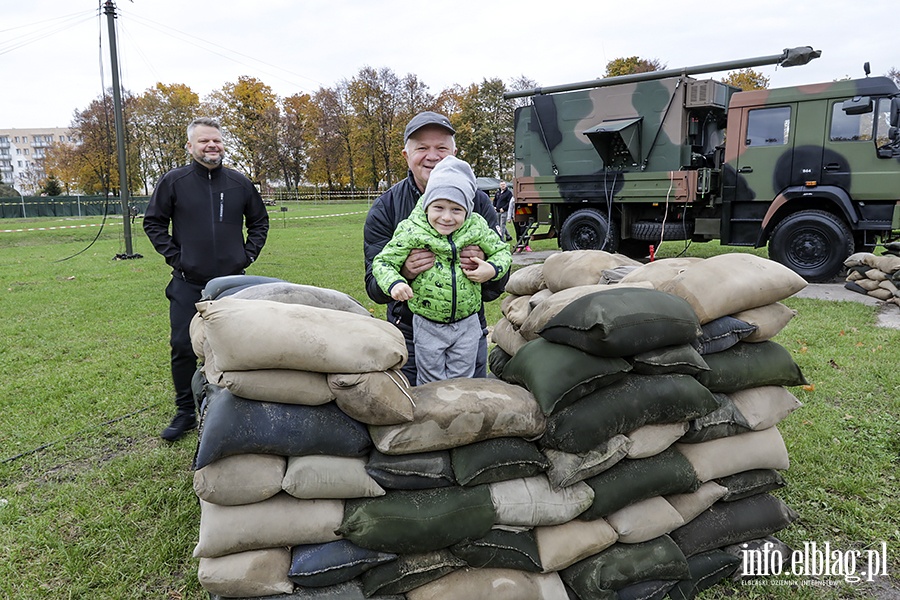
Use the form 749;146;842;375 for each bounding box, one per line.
364;111;508;385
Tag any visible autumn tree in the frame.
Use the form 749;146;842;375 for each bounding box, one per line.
348;66;403;189
887;67;900;87
604;57;665;77
308;86;351;189
722;68;769;91
278;93;313;189
454;78;516;180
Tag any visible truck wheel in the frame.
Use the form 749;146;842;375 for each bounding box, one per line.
768;210;854;282
559;209;618;252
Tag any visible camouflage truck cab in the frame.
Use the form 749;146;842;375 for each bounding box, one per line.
506;48;900;281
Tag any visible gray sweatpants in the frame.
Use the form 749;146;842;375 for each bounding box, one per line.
412;313;481;385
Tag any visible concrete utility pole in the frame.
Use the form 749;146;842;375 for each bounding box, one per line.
103;0;137;258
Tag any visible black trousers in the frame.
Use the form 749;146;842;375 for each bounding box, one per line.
165;276;205;413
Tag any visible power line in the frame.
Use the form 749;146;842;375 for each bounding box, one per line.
0;10;98;56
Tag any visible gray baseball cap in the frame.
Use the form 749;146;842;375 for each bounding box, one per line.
404;111;455;142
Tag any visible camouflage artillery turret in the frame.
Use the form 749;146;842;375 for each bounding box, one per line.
504;47;900;281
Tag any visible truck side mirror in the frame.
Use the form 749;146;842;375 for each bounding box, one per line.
890;98;900;128
842;96;873;115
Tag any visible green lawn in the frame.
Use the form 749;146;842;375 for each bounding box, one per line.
0;208;897;599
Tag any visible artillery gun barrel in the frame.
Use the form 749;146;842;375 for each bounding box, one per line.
503;46;821;99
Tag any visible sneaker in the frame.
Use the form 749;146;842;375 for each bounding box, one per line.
160;411;197;442
525;246;532;252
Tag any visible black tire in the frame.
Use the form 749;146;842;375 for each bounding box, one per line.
768;210;854;282
616;238;652;259
559;209;618;252
630;220;695;241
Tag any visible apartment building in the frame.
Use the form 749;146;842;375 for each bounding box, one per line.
0;127;78;194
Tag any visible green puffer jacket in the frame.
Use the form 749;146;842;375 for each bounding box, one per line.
373;204;512;323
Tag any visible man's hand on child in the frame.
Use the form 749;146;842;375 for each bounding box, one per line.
401;248;435;280
464;257;496;283
459;245;487;271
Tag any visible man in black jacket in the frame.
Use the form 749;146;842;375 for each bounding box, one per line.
144;117;269;441
364;111;508;385
493;181;513;241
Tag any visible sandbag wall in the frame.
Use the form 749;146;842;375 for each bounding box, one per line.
843;249;900;306
489;250;810;598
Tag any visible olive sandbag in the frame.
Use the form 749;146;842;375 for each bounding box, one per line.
518;284;612;341
193;385;371;470
231;281;372;316
201;274;285;300
487;344;512;379
327;370;415;426
535;518;619;573
196;296;407;373
580;448;700;520
543;374;718;454
193;453;286;506
630;344;709;376
500;337;631;416
405;568;570;600
679;393;751;443
538;288;702;357
732;302;796;342
542;250;641;292
365;449;456;490
337;486;495;554
450;528;542;572
193;493;343;558
451;437;549;487
544;436;631;489
490;476;594;527
561;535;690;593
675;427;790;482
198;548;292;597
695;341;807;393
716;469;786;502
505;262;547;296
667;550;741;600
657;253;807;324
669;493;800;557
616;579;677;600
368;378;546;455
492;316;529;356
361;550;466;596
691;315;757;355
288;539;397;588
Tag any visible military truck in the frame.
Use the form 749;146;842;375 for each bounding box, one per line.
504;47;900;281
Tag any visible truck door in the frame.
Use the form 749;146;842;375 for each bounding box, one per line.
732;104;799;203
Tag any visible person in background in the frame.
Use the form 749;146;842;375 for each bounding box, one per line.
364;111;508;385
143;117;269;441
373;156;511;384
493;180;513;241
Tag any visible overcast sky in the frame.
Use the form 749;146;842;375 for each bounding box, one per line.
2;0;895;130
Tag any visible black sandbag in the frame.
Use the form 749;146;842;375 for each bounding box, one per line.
670;493;800;557
202;274;286;300
561;535;690;593
193;385;371;470
451;437;549;487
488;344;512;379
695;341;808;394
679;393;752;444
716;469;786;502
630;345;709;376
615;579;677;600
538;288;702;357
361;550;466;596
581;448;700;520
544;375;718;454
691;316;757;355
288;539;397;587
666;550;741;600
450;528;543;572
365;449;456;490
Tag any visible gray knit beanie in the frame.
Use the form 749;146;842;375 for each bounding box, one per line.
420;155;476;217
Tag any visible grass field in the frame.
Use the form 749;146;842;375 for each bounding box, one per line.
0;206;897;599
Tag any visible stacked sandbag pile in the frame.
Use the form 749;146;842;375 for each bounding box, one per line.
843;248;900;305
490;250;809;598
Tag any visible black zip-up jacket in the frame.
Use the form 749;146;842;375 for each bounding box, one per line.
144;160;269;284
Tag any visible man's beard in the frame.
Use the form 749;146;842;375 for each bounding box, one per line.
198;153;223;167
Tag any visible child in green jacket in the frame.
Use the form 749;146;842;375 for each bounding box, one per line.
373;156;511;384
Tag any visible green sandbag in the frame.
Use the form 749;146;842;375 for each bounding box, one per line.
667;550;741;599
337;486;495;554
630;344;709;376
679;393;752;443
451;437;549;487
716;469;786;502
539;288;701;357
501;337;631;416
450;528;543;572
361;550;465;596
695;341;808;393
544;374;719;454
488;344;512;379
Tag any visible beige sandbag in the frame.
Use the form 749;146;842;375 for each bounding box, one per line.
879;279;900;297
675;427;789;483
230;281;372;316
844;252;874;268
606;496;685;543
407;567;568;600
854;278;882;291
328;370;414;425
664;481;728;523
519;283;654;341
544;436;631;489
506;263;548;296
197;548;292;597
732;302;797;343
865;253;900;274
193;493;343;558
728;386;802;431
866;269;889;281
491;317;529;356
193;454;286;506
535;518;618;572
618;257;703;288
204;366;335;405
868;287;894;300
625;422;690;459
282;455;385;499
502;294;534;327
369;378;546;455
846;270;865;281
529;288;554;308
489;476;594;527
197;297;407;373
542;250;641;292
658;254;808;324
190;312;206;359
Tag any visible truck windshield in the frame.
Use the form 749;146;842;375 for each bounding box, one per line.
830;99;892;146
